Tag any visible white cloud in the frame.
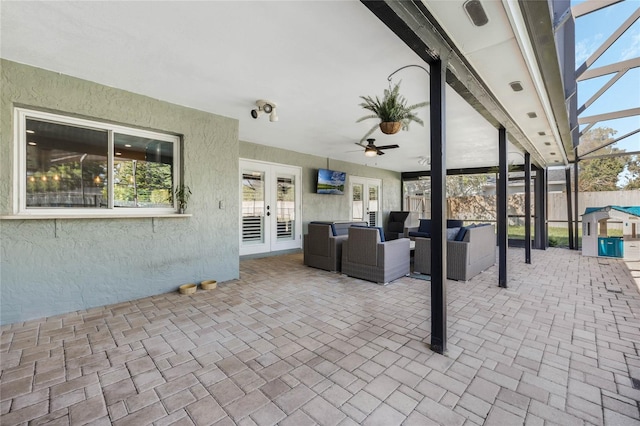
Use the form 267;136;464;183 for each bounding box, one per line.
620;30;640;60
575;33;603;66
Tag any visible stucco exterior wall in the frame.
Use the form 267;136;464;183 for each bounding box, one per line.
0;60;240;324
239;141;402;231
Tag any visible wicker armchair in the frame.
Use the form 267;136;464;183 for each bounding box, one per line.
385;211;410;241
341;227;410;284
303;221;366;272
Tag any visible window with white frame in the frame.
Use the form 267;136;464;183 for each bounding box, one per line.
16;108;180;215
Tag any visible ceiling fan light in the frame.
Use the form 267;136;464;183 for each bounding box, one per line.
364;146;377;157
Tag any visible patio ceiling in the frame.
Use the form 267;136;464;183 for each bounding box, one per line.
0;1;570;173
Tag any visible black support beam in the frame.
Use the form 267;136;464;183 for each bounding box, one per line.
574;156;580;249
430;58;447;355
534;169;548;249
566;168;575;250
524;152;532;264
498;127;508;288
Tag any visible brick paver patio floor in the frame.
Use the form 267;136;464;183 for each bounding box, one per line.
1;248;639;425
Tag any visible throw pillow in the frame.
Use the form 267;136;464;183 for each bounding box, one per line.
447;227;460;241
454;226;468;241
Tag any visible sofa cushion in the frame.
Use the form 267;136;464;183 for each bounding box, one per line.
447;227;461;241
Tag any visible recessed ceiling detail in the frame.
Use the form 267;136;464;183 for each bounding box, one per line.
463;0;489;27
509;81;524;92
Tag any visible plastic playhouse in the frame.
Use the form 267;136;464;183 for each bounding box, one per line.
581;206;640;260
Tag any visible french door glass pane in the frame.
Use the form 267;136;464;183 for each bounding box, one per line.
25;119;108;208
352;184;364;221
368;185;379;226
276;175;295;241
242;171;265;243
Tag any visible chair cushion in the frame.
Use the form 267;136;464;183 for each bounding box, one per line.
408;231;430;238
389;211;409;222
387;222;404;233
418;219;432;233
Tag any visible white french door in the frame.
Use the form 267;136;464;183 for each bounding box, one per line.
240;160;302;256
350;176;382;227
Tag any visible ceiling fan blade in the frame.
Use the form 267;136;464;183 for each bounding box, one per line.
376;144;400;150
376;149;385;155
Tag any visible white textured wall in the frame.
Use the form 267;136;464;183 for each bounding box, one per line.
0;60;240;324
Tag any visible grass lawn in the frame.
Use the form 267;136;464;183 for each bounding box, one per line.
508;225;623;247
509;225;578;247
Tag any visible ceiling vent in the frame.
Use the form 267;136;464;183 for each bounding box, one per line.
464;0;489;27
509;81;523;92
527;112;538;118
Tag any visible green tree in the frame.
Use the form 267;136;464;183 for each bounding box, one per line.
113;159;172;206
578;127;628;191
446;174;488;197
623;154;640;190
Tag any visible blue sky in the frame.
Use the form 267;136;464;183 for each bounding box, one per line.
572;0;640;155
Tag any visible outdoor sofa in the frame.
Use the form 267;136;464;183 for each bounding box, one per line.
405;219;464;240
413;223;496;281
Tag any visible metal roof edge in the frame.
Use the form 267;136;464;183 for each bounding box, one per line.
518;0;575;163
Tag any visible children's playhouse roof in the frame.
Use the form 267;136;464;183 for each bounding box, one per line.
583;206;640;217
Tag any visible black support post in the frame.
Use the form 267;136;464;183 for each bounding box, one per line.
565;167;574;250
497;127;508;288
534;169;548;249
430;58;447;354
524;153;532;264
574;155;580;249
543;169;548;247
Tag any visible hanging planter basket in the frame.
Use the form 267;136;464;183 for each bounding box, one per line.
379;122;402;135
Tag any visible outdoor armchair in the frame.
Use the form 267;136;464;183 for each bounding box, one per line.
341;226;410;284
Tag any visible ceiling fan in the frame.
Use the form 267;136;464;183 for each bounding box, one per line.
356;138;399;157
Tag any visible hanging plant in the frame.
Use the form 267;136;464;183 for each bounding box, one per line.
357;81;429;141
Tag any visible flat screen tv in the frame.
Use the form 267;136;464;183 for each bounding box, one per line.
316;168;346;195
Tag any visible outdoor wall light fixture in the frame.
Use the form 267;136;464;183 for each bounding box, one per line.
251;100;278;122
